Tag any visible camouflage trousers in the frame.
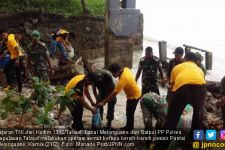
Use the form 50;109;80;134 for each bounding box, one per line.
140;99;165;130
142;82;160;95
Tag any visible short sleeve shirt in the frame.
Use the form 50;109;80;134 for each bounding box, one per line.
114;68;141;100
139;56;160;83
6;34;23;59
65;75;85;97
170;61;206;92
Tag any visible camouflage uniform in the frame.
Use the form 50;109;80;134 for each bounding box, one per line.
27;42;49;82
93;69;117;121
140;56;160;95
167;58;183;79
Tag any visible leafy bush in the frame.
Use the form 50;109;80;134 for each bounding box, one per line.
0;0;105;16
32;77;53;107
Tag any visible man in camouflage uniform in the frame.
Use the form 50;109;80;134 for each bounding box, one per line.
89;68;117;129
27;30;54;82
166;47;184;102
167;47;184;80
136;47;164;95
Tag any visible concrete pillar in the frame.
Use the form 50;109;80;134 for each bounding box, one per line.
122;0;136;8
107;0;120;9
105;0;141;68
205;52;213;70
158;41;167;63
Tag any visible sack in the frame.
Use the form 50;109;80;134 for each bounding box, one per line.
64;43;75;58
92;108;102;129
177;104;193;131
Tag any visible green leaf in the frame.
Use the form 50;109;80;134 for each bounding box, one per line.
44;100;55;116
36;115;45;125
32;76;40;83
66;89;75;97
15;107;23;114
1;112;8;120
55;85;65;92
19;97;31;111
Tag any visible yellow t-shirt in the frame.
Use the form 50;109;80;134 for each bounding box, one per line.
6;34;23;59
170;61;206;92
56;37;64;42
65;74;85;94
114;68;141;100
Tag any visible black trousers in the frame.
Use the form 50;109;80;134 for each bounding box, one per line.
4;57;24;92
156;84;206;149
67;100;84;131
98;94;117;121
126;99;140;131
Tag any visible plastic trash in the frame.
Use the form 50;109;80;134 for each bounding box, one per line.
64;44;74;58
92;108;102;129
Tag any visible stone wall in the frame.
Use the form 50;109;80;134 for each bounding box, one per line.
0;12;143;62
0;12;105;60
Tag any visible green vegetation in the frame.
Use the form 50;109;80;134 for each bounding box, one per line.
0;77;77;128
32;77;53;107
0;0;105;16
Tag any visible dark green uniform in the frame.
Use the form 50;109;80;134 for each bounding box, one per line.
93;69;117;121
140;56;160;95
27;42;49;81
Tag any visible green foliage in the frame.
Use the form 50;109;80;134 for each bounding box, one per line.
35;100;55;126
31;77;56;127
19;96;32;113
0;77;75;127
0;90;32;120
32;77;53;107
55;85;75;115
0;0;105;16
0;90;18;119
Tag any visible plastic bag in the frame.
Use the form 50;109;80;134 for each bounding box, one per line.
64;43;75;58
92;108;102;129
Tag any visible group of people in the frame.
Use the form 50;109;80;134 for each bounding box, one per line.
0;28;74;93
0;27;209;149
136;46;207;149
64;64;141;131
66;46;209;150
64;45;207;138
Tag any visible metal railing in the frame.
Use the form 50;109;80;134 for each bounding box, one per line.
158;41;213;70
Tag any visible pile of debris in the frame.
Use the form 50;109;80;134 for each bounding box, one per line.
203;82;223;129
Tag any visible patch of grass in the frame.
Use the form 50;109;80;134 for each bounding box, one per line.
0;0;105;16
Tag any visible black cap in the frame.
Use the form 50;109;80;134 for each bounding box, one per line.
184;52;198;63
173;47;184;55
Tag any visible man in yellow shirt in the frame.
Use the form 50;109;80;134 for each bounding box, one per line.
156;52;206;149
65;74;96;130
97;63;141;131
0;30;24;92
50;28;75;63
